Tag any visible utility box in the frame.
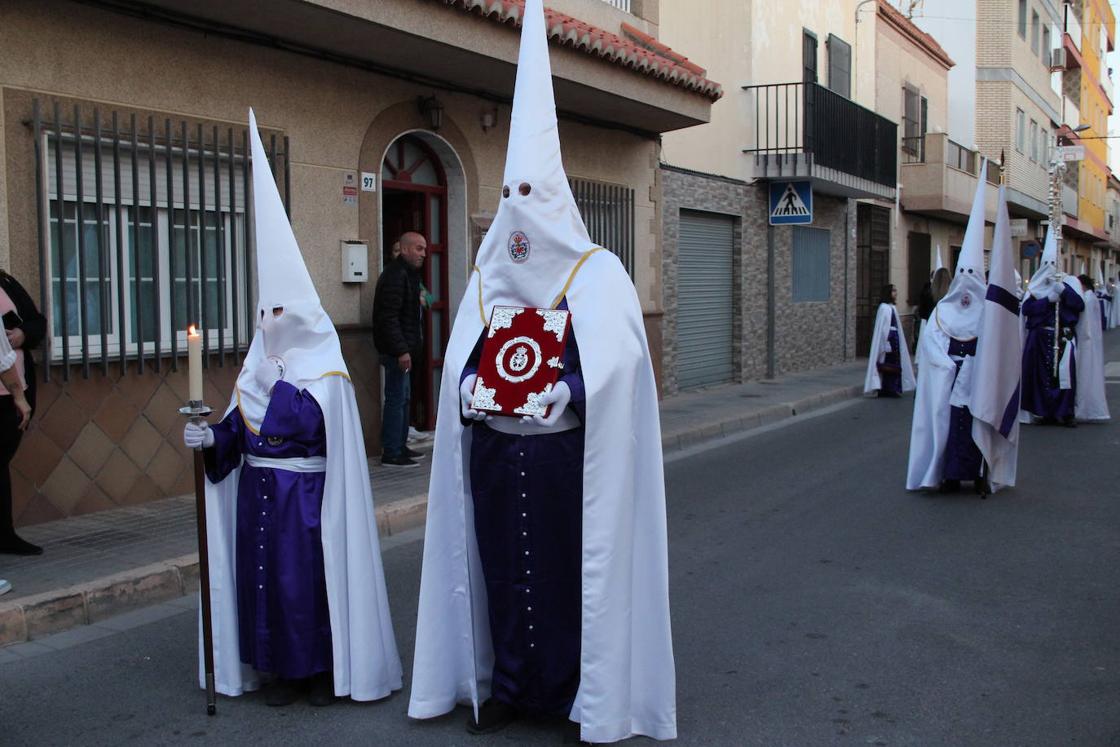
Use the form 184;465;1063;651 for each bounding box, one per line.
341;240;368;283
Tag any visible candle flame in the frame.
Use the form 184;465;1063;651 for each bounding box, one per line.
188;324;197;336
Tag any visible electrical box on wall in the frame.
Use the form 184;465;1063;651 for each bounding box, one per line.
341;241;368;283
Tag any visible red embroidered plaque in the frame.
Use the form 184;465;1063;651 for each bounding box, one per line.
472;306;572;418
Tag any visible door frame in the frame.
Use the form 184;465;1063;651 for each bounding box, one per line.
381;134;450;430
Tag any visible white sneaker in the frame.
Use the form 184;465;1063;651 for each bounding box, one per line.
0;579;10;596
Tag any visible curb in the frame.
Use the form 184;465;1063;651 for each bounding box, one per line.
660;383;864;452
0;493;430;649
1;383;861;649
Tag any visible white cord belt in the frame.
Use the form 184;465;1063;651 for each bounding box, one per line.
483;408;581;436
244;454;327;473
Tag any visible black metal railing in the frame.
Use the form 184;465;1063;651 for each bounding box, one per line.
569;177;635;278
743;81;897;188
30;99;291;382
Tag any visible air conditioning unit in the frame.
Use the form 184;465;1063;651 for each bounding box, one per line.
1050;48;1068;70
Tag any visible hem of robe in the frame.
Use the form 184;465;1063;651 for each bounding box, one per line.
568;710;678;744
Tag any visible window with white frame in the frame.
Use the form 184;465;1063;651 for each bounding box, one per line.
37;114;269;368
1031;9;1040;53
1015;109;1026;152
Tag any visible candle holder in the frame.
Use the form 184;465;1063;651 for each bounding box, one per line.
179;397;216;715
178;400;214;423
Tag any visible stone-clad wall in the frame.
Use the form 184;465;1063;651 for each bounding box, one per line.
660;166;856;396
763;191;857;376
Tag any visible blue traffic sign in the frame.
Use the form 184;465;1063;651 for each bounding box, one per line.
769;181;813;225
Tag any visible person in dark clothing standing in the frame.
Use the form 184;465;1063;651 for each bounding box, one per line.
372;232;426;467
0;270;47;556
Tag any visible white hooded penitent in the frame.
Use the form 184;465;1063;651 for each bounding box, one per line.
409;0;676;741
199;109;402;702
907;161;989;490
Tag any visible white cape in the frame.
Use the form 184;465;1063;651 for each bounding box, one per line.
864;303;915;394
199;374;403;700
408;251;676;743
906;321;963;490
1075;287;1110;422
1110;284;1120;328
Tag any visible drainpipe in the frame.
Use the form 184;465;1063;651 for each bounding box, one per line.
766;224;776;378
844;205;851;361
853;0;877;103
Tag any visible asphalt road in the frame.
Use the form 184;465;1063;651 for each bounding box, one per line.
3;337;1119;746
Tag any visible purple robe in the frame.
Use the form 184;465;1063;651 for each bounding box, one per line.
943;337;982;481
204;381;332;681
463;304;586;716
879;310;903;395
1021;286;1085;422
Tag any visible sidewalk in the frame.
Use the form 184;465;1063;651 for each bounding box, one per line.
0;359;866;647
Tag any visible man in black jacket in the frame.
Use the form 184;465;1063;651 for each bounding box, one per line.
372;232;426;467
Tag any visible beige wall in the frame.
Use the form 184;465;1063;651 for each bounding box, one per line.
0;0;662;327
659;0;876;180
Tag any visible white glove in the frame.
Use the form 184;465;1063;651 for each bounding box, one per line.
459;374;488;421
184;421;215;450
521;381;571;427
1046;283;1062;303
255;356;284;394
883;341;892;353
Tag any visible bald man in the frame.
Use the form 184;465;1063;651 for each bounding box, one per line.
372;232;427;467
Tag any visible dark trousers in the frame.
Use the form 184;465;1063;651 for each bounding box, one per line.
380;355;410;458
0;390;32;537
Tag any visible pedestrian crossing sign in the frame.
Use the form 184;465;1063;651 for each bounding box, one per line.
769;181;813;225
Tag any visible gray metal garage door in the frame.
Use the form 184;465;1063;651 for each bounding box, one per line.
677;210;734;389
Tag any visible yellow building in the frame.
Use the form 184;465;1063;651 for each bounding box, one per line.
1061;0;1114;275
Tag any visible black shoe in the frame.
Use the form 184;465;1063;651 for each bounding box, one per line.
975;477;991;499
466;698;519;735
265;679;302;707
0;534;43;556
308;673;335;707
1062;418;1077;428
402;446;426;460
381;454;419;468
939;479;962;494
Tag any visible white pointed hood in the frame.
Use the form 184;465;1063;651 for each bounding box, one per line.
934;244;945;273
1027;224;1060;300
1096;265;1105;288
472;0;595;315
933;160;988;339
235;108;348;430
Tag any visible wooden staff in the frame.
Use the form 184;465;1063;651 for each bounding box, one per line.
180;394;215;716
181;401;216;715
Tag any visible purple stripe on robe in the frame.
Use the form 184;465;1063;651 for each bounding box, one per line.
985;284;1020;316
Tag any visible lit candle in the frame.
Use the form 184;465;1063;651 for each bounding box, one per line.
188;325;203;403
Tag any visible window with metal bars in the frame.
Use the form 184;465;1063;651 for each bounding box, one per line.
30;100;290;380
568;177;636;278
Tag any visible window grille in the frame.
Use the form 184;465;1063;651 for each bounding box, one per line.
31;99;290;381
600;0;631;11
568;177;635;278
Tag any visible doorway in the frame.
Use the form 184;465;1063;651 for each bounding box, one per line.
855;203;891;357
381;135;450;431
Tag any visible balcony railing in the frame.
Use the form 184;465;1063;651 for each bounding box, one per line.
1065;9;1083;52
743;81;897;188
1063;95;1081;128
1063;183;1079;218
901;135;925;163
600;0;631;11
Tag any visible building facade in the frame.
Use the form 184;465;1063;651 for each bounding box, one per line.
657;0;897;393
0;0;716;525
877;0;1000;341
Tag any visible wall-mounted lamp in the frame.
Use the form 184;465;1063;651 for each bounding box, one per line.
418;96;444;131
480;107;497;132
